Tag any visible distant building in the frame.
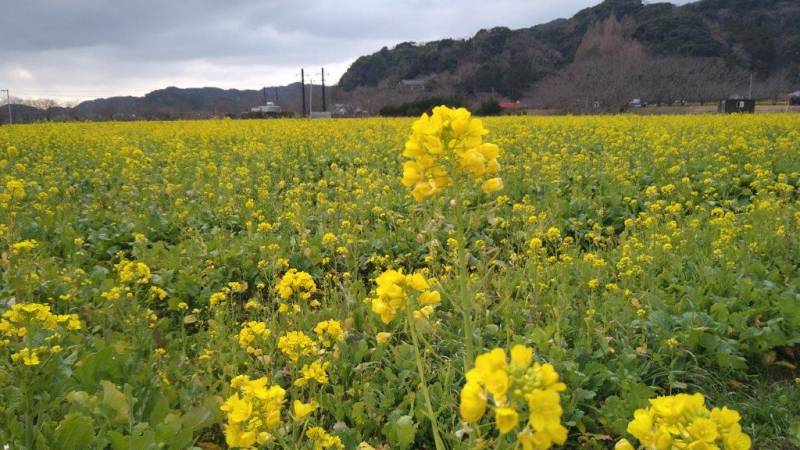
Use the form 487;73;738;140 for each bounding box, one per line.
330;104;369;118
629;99;647;108
499;100;524;114
718;99;755;114
241;101;291;119
790;91;800;106
251;102;282;113
399;79;426;88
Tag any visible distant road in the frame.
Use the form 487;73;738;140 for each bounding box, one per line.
631;104;800;115
512;105;800;116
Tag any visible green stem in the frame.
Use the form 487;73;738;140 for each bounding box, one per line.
459;248;474;371
24;372;33;450
406;309;445;450
453;199;474;371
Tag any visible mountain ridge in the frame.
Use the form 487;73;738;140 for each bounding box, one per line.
1;83;330;123
3;0;799;122
338;0;800;107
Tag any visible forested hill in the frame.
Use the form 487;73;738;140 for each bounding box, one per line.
338;0;800;100
1;84;330;123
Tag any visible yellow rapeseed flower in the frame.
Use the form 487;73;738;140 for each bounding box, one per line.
402;106;502;201
460;345;567;448
621;393;750;450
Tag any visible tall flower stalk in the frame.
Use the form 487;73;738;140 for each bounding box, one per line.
406;305;445;450
400;105;504;373
451;196;476;371
369;269;445;450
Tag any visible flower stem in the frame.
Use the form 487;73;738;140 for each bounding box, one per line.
24;373;33;450
461;316;474;371
459;243;474;371
406;309;445;450
453;199;474;371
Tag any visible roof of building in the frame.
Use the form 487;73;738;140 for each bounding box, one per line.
499;101;522;109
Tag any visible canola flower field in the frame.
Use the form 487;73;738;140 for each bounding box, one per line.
1;111;800;449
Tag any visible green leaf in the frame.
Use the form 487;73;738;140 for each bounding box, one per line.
183;314;198;324
145;393;170;425
181;404;215;431
54;413;95;450
155;413;189;449
108;428;158;450
100;380;130;425
351;401;368;426
75;346;124;389
394;415;416;450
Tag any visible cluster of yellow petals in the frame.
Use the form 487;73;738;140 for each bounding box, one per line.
1;303;81;366
4;177;26;200
9;346;51;366
616;393;751;450
209;290;228;306
220;374;286;449
402;105;503;201
116;259;152;284
459;345;567;450
1;303;82;333
229;316;342;448
10;239;38;254
369;269;441;324
293;359;330;387
238;321;271;356
277;330;318;362
306;426;344;450
292;399;318;422
275;268;317;301
313;319;345;348
321;232;337;247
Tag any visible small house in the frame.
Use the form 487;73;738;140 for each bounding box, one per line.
629;99;647;108
790;91;800;106
251;102;282;113
499;101;524;115
718;99;755;114
332;104;348;115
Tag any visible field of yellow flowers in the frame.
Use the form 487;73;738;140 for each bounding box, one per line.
1;111;799;449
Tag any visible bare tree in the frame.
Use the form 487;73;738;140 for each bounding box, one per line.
753;69;793;104
530;44;647;113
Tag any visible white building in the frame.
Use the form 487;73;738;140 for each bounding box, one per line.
251;102;282;113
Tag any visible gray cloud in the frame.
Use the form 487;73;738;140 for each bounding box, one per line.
0;0;694;103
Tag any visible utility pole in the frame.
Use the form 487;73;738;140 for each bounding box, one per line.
321;68;327;112
748;72;754;100
301;69;307;117
1;89;11;125
308;77;314;116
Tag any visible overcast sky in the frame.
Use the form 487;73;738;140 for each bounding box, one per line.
0;0;693;103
